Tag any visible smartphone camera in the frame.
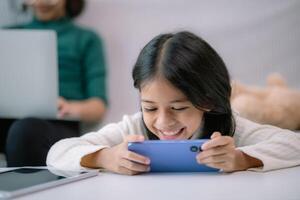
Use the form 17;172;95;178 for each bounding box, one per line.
190;146;198;152
190;145;202;152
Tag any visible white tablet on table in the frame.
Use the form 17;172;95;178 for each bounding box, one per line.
0;167;98;199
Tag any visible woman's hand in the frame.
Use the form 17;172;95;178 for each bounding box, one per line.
57;97;81;119
57;97;106;122
197;132;263;172
93;135;150;175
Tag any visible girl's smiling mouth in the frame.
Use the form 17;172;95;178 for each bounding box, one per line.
158;127;186;140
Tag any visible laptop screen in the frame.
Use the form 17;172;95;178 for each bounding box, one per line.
0;30;58;119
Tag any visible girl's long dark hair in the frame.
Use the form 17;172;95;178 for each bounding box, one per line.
132;31;235;139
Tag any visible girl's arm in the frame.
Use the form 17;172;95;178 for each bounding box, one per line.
234;115;300;171
80;135;150;175
46;113;144;171
197;132;263;172
197;115;300;172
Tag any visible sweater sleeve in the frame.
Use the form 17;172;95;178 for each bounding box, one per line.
234;115;300;172
46;113;144;171
82;30;107;104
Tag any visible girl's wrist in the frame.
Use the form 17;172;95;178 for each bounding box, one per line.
238;150;263;170
80;150;100;168
80;148;110;169
96;147;112;169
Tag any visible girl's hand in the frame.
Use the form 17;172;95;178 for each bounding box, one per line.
197;132;262;172
96;135;151;175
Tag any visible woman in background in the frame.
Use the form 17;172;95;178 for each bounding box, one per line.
2;0;108;167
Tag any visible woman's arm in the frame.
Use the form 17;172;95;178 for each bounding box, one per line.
57;97;106;123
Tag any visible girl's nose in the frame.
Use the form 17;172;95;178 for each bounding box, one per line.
154;111;176;129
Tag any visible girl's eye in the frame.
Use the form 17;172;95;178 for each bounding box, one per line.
172;107;189;111
143;108;157;112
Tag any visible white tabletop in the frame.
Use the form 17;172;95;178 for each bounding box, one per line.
1;166;299;200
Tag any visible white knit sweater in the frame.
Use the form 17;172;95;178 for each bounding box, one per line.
47;112;300;172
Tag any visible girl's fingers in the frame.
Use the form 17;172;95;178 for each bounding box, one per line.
125;135;145;143
197;145;230;160
122;150;150;165
197;153;228;164
204;161;228;171
210;132;222;139
118;166;139;176
119;158;150;172
124;135;149;165
202;136;233;150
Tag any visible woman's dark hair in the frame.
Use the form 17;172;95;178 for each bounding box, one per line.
23;0;85;18
132;31;235;139
65;0;85;18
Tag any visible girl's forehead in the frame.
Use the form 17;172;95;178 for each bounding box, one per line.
140;78;188;103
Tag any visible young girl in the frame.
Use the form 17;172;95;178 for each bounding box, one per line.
47;31;300;175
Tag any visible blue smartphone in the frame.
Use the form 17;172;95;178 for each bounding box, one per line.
128;139;219;172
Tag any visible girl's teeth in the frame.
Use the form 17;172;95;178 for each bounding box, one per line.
162;129;181;135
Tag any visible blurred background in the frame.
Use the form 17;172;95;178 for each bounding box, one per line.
1;0;299;124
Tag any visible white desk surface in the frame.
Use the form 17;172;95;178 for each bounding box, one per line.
1;166;300;200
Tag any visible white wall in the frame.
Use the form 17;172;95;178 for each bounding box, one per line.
77;0;300;124
0;0;31;26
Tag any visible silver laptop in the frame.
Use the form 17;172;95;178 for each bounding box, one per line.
0;29;58;119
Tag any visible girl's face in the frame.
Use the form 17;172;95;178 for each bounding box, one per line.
26;0;66;21
141;77;205;140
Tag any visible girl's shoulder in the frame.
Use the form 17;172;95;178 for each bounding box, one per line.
119;112;143;125
233;111;279;131
233;111;262;133
232;110;292;138
233;111;248;129
102;112;145;136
